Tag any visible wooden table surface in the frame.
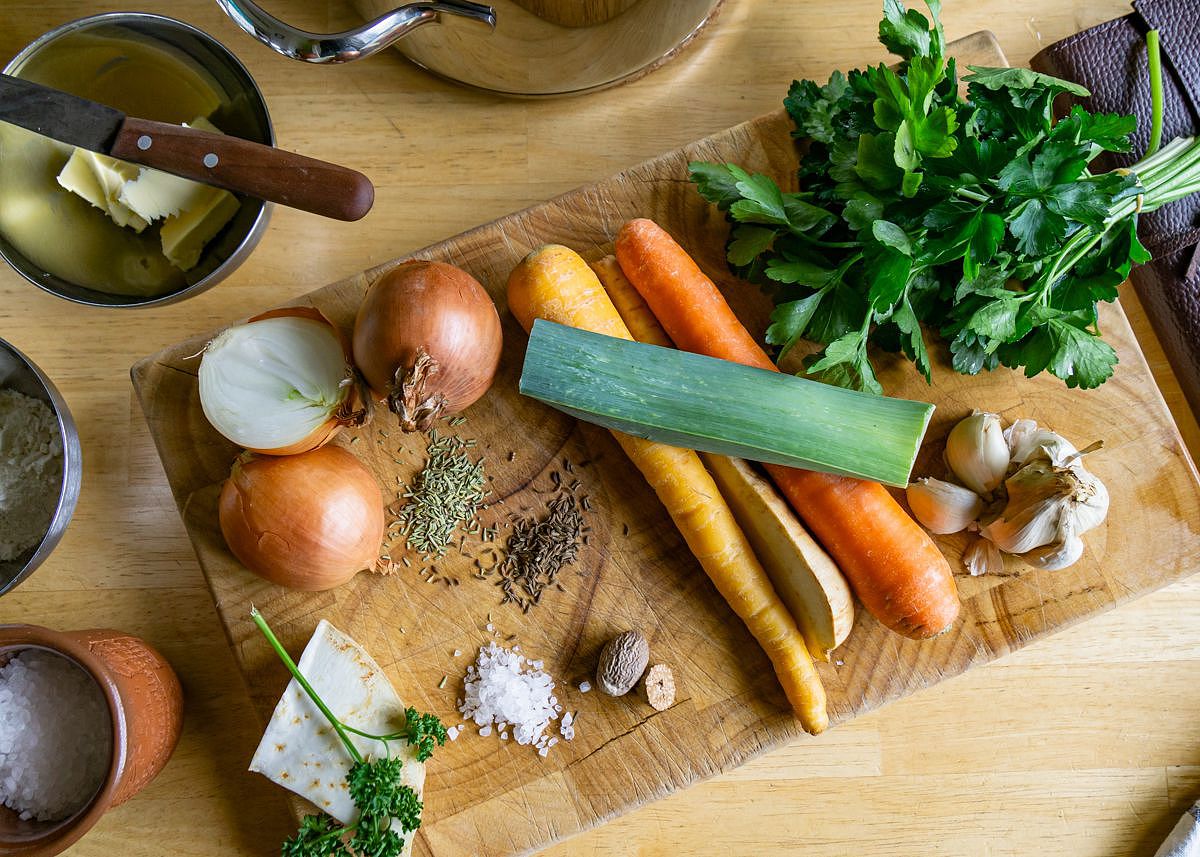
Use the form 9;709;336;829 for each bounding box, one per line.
2;1;1198;855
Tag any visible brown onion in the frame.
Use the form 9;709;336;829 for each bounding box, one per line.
218;446;384;591
352;260;502;431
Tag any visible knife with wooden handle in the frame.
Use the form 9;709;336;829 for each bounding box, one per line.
0;72;374;222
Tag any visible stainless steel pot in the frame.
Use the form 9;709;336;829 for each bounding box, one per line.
213;0;725;97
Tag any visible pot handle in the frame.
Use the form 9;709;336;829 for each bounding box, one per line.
213;0;497;64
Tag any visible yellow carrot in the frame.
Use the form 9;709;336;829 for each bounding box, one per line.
509;244;828;734
589;256;674;348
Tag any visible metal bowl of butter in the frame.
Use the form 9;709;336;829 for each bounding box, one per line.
0;13;273;307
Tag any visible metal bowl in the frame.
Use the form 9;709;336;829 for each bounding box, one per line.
0;340;82;598
0;13;274;307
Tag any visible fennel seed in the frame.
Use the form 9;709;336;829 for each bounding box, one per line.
395;430;489;557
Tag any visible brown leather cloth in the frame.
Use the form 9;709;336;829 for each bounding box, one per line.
1031;0;1200;413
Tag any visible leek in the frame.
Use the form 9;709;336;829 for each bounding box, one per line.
519;320;934;487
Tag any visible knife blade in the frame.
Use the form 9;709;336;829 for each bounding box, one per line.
0;73;125;152
0;73;373;222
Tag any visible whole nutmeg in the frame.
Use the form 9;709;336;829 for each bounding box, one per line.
596;630;649;696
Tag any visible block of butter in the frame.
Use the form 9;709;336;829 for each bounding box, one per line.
160;187;241;271
56;149;149;232
54;116;239;272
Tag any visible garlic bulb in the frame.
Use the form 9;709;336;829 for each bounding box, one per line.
907;478;983;534
908;413;1107;576
980;457;1109;559
945;412;1009;496
1069;463;1109;535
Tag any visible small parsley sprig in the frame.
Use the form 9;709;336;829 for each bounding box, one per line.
252;608;447;857
691;0;1200;392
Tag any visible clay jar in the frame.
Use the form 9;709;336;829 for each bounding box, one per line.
0;625;184;856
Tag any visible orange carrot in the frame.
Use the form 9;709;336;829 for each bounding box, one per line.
615;218;960;639
510;245;828;733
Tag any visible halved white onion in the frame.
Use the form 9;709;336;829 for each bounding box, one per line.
199;308;364;455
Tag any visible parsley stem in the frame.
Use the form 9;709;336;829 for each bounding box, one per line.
1146;30;1164;157
787;227;862;249
954;186;990;203
835;252;865;279
1133;137;1200;212
342;724;408;744
250;607;365;765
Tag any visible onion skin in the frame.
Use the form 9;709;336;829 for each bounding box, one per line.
352;260;502;431
244;421;343;457
218;446;385;591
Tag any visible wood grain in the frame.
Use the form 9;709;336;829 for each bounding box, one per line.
5;1;1200;856
127;30;1200;857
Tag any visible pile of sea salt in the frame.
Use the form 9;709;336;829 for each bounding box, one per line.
0;649;112;821
458;643;576;757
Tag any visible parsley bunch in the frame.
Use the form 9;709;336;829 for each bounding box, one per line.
252;609;448;857
691;0;1200;392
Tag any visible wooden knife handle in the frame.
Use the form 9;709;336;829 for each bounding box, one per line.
110;117;374;222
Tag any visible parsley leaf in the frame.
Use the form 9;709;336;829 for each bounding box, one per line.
878;0;940;60
404;707;448;762
871;220;912;255
962;65;1090;97
727;225;777;266
688;162;742;210
1006;199;1068;257
765;289;829;357
785;71;851;144
890;298;932;381
807;329;883;394
766;257;834;287
1017;318;1118;388
283;815;348;857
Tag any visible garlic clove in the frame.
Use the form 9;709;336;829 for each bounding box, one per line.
945;412;1010;496
906;477;983;534
1004;419;1078;469
1068;462;1110;535
1003;419;1039;459
1021;528;1085;570
963;536;1005;576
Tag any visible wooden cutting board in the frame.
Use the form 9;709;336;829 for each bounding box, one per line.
131;31;1200;857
